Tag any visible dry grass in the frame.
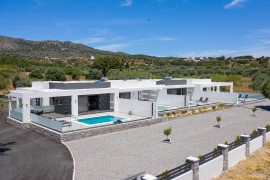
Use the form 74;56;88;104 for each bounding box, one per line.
214;142;270;180
234;77;260;93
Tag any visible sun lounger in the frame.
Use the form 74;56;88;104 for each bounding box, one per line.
202;97;208;103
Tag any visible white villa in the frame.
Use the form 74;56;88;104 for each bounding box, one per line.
8;78;237;133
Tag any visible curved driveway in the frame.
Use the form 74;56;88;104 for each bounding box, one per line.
0;109;74;180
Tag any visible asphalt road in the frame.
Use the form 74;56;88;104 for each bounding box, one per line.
0;106;74;180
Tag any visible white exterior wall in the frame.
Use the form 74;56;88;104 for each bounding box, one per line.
228;145;246;168
173;171;192;180
199;156;223;180
157;89;186;107
130;91;139;100
250;136;263;154
42;97;50;106
32;81;50;89
192;85;238;104
110;80;157;88
22;97;31;123
118;99;153;117
266;132;270;142
71;95;78;116
189;79;212;84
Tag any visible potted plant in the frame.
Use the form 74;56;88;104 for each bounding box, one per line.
163;127;172;143
216;115;222;128
252;107;257;116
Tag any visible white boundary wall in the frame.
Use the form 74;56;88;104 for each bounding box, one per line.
173;171;192;180
118;99;153;118
228;145;246;168
250;136;263;154
199;156;223;180
192;90;238;104
266;132;270;141
157;89;186;107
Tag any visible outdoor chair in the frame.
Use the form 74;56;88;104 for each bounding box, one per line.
199;97;203;102
203;97;209;103
238;94;242;99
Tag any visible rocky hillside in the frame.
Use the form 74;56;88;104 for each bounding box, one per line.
0;36;126;59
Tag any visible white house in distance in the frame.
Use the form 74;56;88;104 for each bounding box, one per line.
8;78;237;133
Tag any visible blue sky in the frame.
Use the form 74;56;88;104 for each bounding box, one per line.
0;0;270;57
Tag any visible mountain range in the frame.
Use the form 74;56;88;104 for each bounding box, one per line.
0;36;128;60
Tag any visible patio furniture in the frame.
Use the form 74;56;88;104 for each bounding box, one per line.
238;94;242;99
202;97;208;103
58;120;72;126
113;119;123;124
199;97;203;102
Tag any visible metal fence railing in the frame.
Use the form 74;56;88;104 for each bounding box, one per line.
250;131;261;140
199;149;222;165
228;141;244;151
156;162;191;180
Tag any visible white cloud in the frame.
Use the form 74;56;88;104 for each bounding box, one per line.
95;44;128;51
121;0;133;7
224;0;245;9
137;37;178;43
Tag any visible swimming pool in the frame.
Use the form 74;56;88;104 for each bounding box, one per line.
77;115;125;126
237;92;265;99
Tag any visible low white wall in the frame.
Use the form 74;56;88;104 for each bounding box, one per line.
228;145;246;168
173;171;192;180
118;99;153;117
157;89;186;107
266;132;270;142
250;136;263;154
192;88;238;104
199;156;223;180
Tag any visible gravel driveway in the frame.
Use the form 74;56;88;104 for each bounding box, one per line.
66;100;270;180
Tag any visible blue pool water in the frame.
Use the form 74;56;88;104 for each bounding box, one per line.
77;115;125;125
237;92;265;99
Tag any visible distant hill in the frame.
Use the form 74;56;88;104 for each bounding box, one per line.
0;36;128;59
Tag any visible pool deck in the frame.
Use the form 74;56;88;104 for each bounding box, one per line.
65;99;270;180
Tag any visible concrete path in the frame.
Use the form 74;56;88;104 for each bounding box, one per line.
66;100;270;180
0;109;74;180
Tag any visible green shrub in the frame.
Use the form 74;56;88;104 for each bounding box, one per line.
163;127;172;140
265;124;270;131
251;129;257;136
29;69;44;79
234;135;240;143
45;68;66;81
161;170;170;180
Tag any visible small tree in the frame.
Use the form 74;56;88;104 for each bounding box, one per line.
234;135;240;144
251;129;257;137
252;107;257;116
265;124;270;131
224;141;228;145
163;127;172;141
216;115;221;126
161;170;170;180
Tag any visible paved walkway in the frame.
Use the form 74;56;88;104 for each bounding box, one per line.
66;100;270;180
0;109;74;180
